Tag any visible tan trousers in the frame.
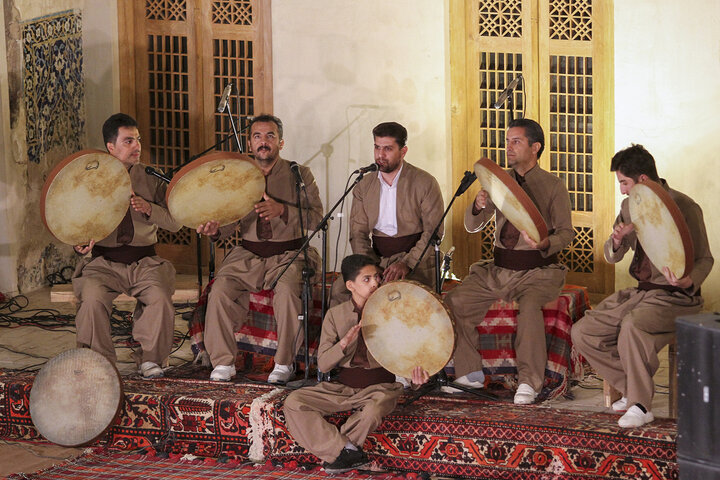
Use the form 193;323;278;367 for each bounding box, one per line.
204;246;320;367
328;250;436;307
283;381;403;463
571;287;702;409
445;261;566;392
72;255;176;365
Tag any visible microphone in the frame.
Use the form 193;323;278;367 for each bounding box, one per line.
216;83;233;113
442;246;455;271
455;170;477;196
145;166;171;183
289;161;305;188
353;163;379;175
493;74;522;109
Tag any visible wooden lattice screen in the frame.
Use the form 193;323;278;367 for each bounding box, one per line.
450;0;614;293
118;0;272;273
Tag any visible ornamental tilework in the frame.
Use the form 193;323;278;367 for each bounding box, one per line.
22;10;85;164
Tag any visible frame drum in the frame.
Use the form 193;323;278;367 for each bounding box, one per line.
41;150;132;246
629;180;694;279
166;152;265;229
29;348;123;447
473;157;548;243
362;281;455;378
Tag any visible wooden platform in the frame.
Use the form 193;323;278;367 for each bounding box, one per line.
50;280;200;304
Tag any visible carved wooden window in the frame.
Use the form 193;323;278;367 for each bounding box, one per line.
450;0;614;293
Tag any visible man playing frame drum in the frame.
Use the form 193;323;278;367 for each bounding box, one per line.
572;144;713;428
284;254;429;474
443;118;574;405
197;114;324;384
72;113;181;378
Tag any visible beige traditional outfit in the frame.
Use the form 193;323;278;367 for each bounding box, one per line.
204;158;323;367
446;164;574;392
73;163;181;365
283;300;403;462
572;180;713;409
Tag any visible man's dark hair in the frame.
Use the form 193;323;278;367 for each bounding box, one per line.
508;118;545;158
610;144;660;182
372;122;407;148
249;114;284;140
341;254;379;283
102;113;138;146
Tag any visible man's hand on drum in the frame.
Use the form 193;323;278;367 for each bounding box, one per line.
196;221;220;238
255;193;286;220
73;239;95;255
339;323;362;351
130;191;152;216
611;222;634;250
473;189;488;212
521;231;550;251
409;366;430;388
662;267;693;289
383;261;409;282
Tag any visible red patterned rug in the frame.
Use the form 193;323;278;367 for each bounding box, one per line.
0;370;677;479
5;448;413;479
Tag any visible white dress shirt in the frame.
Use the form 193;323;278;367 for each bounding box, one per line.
374;165;403;236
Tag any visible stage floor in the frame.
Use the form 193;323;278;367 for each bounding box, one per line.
0;277;674;478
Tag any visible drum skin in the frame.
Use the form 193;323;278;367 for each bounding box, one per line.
166;152;265;229
29;348;123;447
473;157;548;243
41;150;132;246
362;281;456;378
629;180;694;279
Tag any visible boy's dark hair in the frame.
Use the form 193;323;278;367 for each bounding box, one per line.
372;122;407;148
249;114;284;140
341;254;379;282
102;113;138;145
610;144;660;182
508;118;545;158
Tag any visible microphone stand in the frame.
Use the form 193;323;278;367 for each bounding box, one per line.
404;172;498;405
271;169;372;388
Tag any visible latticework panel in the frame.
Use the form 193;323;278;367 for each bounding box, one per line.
477;221;496;261
147;34;191;172
216;227;243;252
157;227;193;246
549;55;593;212
549;0;592;41
479;52;523;167
212;0;252;25
558;226;594;273
213;38;255;150
478;0;522;38
146;0;187;21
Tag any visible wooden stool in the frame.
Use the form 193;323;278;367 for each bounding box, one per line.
50;280;200;305
603;339;677;417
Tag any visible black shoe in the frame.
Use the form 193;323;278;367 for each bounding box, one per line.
322;448;370;474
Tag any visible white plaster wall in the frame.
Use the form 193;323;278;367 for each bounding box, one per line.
271;0;451;265
615;0;720;311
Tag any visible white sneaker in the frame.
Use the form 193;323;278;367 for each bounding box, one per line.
618;405;654;428
139;362;164;379
441;371;485;394
612;396;628;412
396;375;412;389
268;363;295;384
513;383;538;405
210;364;236;382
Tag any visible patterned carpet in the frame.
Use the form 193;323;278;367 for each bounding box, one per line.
0;369;677;479
5;448;412;479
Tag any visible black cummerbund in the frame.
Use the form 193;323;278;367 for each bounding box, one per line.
92;244;156;264
493;246;557;271
337;366;396;389
242;238;304;258
372;232;422;258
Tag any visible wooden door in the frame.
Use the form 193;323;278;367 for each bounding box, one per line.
118;0;272;274
450;0;614;294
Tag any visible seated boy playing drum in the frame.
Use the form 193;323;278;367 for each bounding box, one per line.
283;254;429;474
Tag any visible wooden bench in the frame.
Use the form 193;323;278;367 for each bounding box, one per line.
603;339;677;417
50;280;200;305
